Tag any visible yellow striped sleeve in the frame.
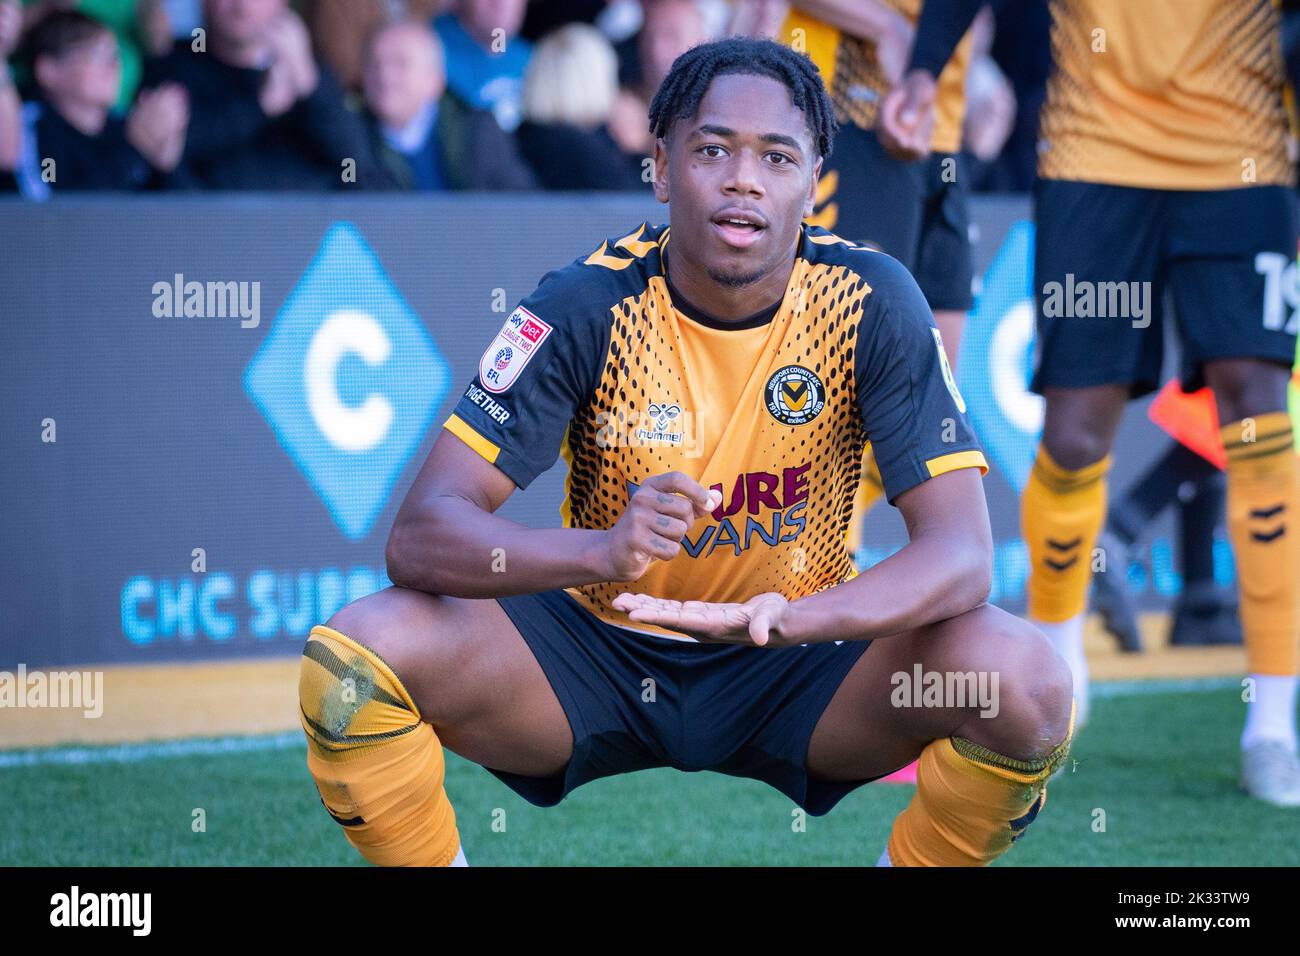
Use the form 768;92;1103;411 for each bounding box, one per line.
925;450;989;479
443;414;501;464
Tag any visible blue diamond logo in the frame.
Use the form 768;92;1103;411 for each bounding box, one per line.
958;219;1044;493
245;222;450;539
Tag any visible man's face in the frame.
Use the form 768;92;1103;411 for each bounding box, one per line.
640;0;707;94
36;31;121;109
654;72;820;289
459;0;526;42
364;26;445;129
206;0;285;47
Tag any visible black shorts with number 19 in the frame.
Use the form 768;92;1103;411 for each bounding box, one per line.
1031;179;1299;398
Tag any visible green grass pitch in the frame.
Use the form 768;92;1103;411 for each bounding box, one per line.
4;687;1298;866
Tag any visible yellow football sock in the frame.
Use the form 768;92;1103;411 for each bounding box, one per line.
1023;447;1111;622
299;625;461;867
887;703;1076;866
1222;412;1300;676
846;444;886;559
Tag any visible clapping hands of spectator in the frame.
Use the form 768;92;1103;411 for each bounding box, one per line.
259;9;318;116
0;75;19;172
0;0;22;62
127;81;189;171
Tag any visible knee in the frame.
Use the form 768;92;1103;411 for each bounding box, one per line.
1005;617;1074;743
1205;361;1290;422
317;590;465;723
955;610;1074;760
1040;428;1110;472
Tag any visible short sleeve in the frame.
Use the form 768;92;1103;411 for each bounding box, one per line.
854;256;988;503
443;267;606;490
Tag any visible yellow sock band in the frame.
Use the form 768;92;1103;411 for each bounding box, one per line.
1221;412;1299;676
888;702;1076;866
1023;447;1111;622
299;625;461;866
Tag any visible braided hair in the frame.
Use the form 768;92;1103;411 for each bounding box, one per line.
647;36;838;160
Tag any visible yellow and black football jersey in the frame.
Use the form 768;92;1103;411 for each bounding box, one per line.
444;223;987;640
1037;0;1296;189
780;0;975;153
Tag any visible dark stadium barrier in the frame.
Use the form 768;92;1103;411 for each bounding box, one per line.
0;195;1203;668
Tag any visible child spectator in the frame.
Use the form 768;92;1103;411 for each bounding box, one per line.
11;10;187;196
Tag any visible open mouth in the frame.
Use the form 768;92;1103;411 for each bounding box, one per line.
711;209;767;249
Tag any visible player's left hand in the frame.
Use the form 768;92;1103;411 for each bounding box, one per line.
611;591;794;647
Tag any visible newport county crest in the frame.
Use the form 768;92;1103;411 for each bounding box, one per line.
764;365;825;425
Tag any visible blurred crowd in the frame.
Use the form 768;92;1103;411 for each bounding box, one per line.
0;0;1033;197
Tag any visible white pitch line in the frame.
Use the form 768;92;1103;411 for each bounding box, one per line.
0;678;1244;768
1090;675;1240;698
0;731;303;768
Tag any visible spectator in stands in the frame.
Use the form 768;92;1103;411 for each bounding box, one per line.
435;0;530;132
515;23;642;191
361;18;534;190
307;0;445;91
21;0;160;110
144;0;386;190
8;10;187;196
608;0;707;160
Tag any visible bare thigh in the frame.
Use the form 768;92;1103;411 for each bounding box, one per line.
325;586;573;778
807;604;1073;782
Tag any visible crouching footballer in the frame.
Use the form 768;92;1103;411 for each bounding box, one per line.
296;37;1074;867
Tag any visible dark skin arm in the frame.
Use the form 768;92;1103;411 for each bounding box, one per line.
385;429;721;598
612;466;993;645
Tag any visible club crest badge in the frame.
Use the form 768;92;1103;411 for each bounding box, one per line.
764;365;825;426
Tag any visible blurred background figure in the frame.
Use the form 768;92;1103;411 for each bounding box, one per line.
516;22;641;191
10;9;186;195
144;0;380;190
361;17;534;190
1;0;22;187
608;0;708;160
307;0;445;92
435;0;529;133
19;0;153;110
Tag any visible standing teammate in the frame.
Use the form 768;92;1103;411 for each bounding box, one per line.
776;1;978;559
885;0;1300;804
297;37;1073;866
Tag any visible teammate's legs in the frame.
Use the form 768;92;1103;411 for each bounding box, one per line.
1205;359;1300;803
807;605;1075;866
298;587;574;865
1026;180;1166;727
1166;184;1300;804
1022;385;1128;727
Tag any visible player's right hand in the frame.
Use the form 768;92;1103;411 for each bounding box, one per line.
601;472;722;583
